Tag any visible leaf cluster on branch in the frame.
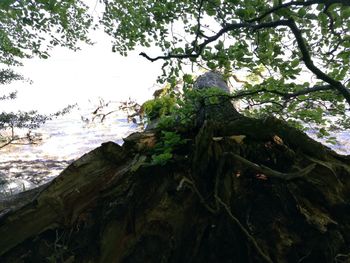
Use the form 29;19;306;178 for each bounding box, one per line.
0;0;92;66
0;0;92;148
101;0;350;132
1;0;350;138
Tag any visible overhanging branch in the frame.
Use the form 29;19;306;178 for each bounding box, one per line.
283;85;333;99
285;19;350;104
140;20;288;62
230;84;333;100
249;0;350;23
249;0;320;22
140;12;350;105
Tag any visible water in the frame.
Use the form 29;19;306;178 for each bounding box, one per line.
1;100;350;197
0;102;141;197
307;128;350;155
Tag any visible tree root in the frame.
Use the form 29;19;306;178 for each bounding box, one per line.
215;196;273;263
178;176;273;263
177;176;219;214
226;152;316;181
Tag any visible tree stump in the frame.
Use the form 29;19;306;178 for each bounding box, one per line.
1;73;350;263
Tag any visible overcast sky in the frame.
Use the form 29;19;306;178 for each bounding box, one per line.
1;0;165;114
1;29;163;114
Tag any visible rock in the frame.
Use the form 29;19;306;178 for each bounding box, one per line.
0;179;36;198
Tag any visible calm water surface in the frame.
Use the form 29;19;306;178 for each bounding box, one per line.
0;103;140;196
1;103;349;197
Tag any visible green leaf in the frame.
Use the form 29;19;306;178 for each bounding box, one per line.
291;59;299;67
152;152;173;166
318;12;328;25
298;8;306;17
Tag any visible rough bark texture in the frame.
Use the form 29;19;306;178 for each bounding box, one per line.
1;74;350;262
1;115;350;262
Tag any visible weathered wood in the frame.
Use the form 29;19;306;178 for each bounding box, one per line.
0;142;131;257
1;73;350;262
194;71;241;127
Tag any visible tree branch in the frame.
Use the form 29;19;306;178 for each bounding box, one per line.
249;0;350;23
0;127;39;149
284;19;350;104
140;20;287;62
249;0;320;22
0;134;37;149
230;84;333;100
140;15;350;105
284;85;333;99
231;74;248;84
192;0;206;50
0;92;17;101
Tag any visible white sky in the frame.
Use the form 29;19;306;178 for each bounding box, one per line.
1;29;163;114
1;0;164;113
0;1;226;115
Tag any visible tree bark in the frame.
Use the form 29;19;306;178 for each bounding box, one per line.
1;116;350;262
1;75;350;262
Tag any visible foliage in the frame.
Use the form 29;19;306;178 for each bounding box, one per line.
151;130;186;166
168;86;230;128
145;87;228;166
143;83;229;132
0;69;23;101
100;0;350;132
0;68;76;148
2;0;350;137
142;95;177;120
0;69;24;85
0;0;92;147
0;69;45;129
0;111;48;130
0;104;76;149
0;0;92;66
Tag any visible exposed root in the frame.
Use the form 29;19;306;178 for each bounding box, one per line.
306;155;343;184
226;152;316;181
179;175;273;263
177;176;219;214
216;197;273;263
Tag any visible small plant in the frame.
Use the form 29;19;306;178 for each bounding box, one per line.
154;86;229;131
143;86;231;166
142;95;177;120
151;131;187;166
151;152;173;166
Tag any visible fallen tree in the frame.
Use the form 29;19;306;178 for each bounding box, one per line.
1;73;350;263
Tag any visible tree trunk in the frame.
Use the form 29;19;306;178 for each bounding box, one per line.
1;115;350;262
1;74;350;262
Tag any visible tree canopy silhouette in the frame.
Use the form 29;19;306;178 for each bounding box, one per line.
1;0;350;132
100;0;350;131
1;2;350;262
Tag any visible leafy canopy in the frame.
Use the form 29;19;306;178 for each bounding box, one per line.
101;0;350;131
0;68;75;149
0;0;91;147
0;0;92;65
1;0;350;133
